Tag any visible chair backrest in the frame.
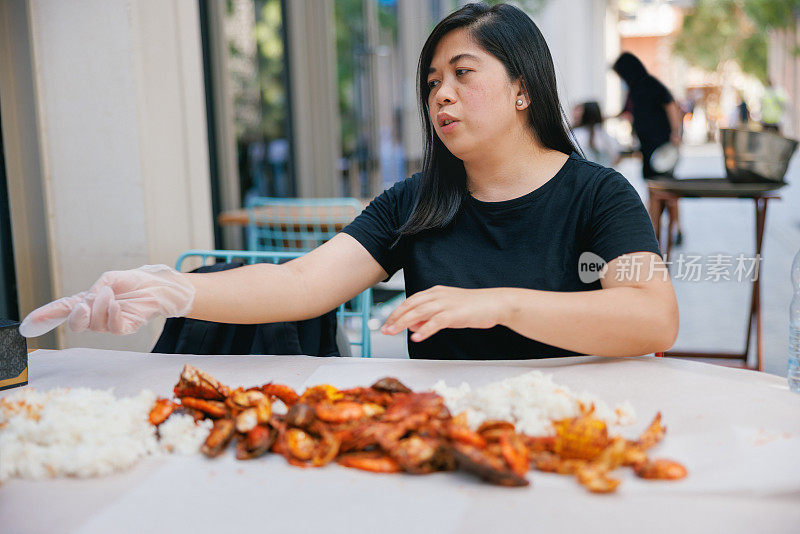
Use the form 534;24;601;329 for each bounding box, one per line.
176;249;371;358
246;197;363;252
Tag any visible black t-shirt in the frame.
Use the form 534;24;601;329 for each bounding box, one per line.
629;76;674;152
342;152;661;360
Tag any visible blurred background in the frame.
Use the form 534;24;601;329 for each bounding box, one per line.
0;0;798;374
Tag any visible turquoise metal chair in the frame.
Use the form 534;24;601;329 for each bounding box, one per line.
176;249;372;358
246;197;363;252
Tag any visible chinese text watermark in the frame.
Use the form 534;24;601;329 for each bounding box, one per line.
578;253;761;283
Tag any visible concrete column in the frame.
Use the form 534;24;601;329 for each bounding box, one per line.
285;0;341;197
205;0;244;249
537;0;610;113
0;0;55;350
4;0;214;351
398;0;431;174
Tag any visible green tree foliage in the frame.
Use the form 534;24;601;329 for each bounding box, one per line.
673;0;767;82
742;0;800;30
674;0;800;84
334;0;365;157
253;0;287;140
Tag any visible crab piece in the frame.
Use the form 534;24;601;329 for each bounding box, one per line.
451;441;529;487
552;414;610;461
635;412;666;451
310;425;341;467
300;384;342;403
314;401;385;423
477;420;516;434
375;413;431;450
522;434;556;454
180;397;229;419
573;437;628;493
530;451;586;475
261;383;300;406
447;417;488;448
337;451;402;473
285;402;316;429
227;389;271;432
148;398;178;426
236;425;277;460
634;458;687;480
389;434;434;471
283;425;340;467
269;417;288;455
598;436;630;470
383;392;450;422
173;364;230;401
335;420;384;453
498;432;530;477
621;444;648;467
337;387;396;407
389;434;455;474
255;400;272;424
227;388;268;410
285;428;316;461
235;408;259;433
201;419;235;457
575;463;621;493
371;377;412;394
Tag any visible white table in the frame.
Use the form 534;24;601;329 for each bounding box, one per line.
2;349;800;534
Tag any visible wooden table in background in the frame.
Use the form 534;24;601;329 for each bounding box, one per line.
646;178;784;371
217;201;369;228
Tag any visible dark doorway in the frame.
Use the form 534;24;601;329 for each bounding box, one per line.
199;0;296;249
0;91;19;320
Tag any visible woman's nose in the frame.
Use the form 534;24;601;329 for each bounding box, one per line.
434;81;456;107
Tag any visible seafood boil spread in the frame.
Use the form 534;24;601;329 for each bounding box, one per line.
1;364;686;492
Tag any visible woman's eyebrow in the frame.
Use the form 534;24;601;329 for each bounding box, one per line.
428;53;481;74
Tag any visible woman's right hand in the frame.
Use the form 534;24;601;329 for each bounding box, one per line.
18;264;195;337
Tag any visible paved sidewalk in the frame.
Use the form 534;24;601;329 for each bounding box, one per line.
363;143;799;377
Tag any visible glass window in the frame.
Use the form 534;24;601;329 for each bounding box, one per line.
225;0;293;203
335;0;406;196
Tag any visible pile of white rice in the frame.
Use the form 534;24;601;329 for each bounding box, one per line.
0;388;211;482
433;370;635;436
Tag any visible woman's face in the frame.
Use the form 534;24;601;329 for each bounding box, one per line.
426;28;526;159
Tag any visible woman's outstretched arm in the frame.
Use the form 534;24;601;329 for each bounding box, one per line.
19;233;386;336
186;234;387;324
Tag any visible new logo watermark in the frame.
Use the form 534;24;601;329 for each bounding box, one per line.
578;252;608;284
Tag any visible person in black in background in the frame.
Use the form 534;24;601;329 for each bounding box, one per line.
570;101;621;168
737;95;750;126
613;52;684;245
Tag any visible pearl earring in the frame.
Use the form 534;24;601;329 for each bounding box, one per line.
516;99;524;107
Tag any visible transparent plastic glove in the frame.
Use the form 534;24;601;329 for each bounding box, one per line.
18;264;195;337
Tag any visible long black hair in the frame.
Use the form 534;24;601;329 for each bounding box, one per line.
398;2;578;238
612;52;648;87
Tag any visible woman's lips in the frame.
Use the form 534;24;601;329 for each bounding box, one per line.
440;120;459;134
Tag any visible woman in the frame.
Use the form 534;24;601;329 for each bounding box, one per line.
570;101;621;168
612;53;682;179
20;3;678;359
612;52;684;245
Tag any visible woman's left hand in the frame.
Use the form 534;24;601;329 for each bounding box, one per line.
380;286;506;342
